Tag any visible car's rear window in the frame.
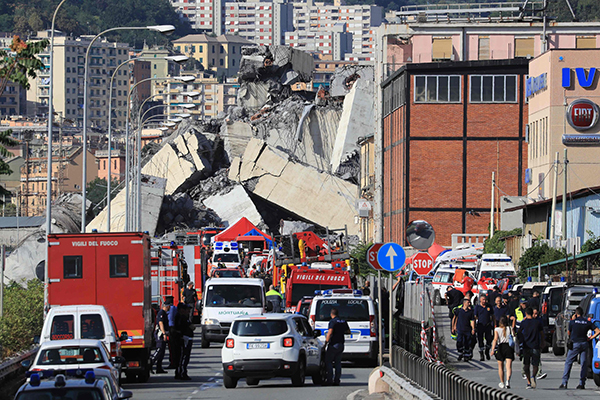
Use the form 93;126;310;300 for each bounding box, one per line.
50;315;74;340
81;314;105;340
214;269;241;278
315;299;370;322
17;388;102;400
37;346;104;366
232;320;288;336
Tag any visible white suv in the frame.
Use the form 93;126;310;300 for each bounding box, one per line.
221;314;325;388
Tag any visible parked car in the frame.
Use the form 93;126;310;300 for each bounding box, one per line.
221;313;325;388
583;292;600;387
540;283;567;347
553;285;596;356
431;267;455;305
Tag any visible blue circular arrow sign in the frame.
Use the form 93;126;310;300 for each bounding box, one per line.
377;243;406;272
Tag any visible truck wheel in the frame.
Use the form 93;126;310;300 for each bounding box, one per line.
594;373;600;387
434;291;442;306
291;358;306;387
223;375;238;389
201;333;210;349
553;332;565;356
246;378;260;386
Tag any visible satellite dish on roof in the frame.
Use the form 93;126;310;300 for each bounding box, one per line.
406;220;435;251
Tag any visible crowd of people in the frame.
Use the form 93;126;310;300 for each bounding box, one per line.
445;284;600;390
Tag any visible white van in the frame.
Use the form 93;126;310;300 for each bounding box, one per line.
40;305;126;358
200;278;266;348
476;254;516;281
308;289;378;365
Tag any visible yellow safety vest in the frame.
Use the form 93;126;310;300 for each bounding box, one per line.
515;307;524;322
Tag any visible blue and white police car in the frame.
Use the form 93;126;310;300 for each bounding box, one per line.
308;289;378;365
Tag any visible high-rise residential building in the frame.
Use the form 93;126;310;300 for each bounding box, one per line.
285;22;352;60
288;0;383;62
170;0;223;33
223;0;293;46
27;31;132;130
0;82;26;117
172;34;253;78
138;46;183;99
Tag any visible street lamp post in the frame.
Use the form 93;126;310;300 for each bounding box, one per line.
123;75;194;230
45;0;68;313
105;55;187;232
81;24;175;233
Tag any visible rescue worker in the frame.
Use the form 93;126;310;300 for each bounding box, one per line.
324;307;351;386
265;285;284;313
452;297;475;361
362;280;371;296
487;286;501;306
457;271;475;296
445;285;464;320
474;295;495;361
528;290;541;312
559;306;600;389
493;295;508;327
166;296;178;369
181;282;198;321
149;301;170;374
175;303;195;381
518;307;544;389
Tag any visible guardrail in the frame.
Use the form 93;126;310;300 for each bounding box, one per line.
391;345;525;400
0;347;38;381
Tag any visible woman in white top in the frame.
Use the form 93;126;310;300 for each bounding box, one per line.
490;316;515;389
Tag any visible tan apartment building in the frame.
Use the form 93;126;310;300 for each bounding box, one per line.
138;46;183;99
527;49;600;207
19;146;98;216
172;34;253;78
28;31;131;130
96;149;125;182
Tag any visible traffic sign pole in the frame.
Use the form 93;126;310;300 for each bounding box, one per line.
388;273;392;365
378;270;382;366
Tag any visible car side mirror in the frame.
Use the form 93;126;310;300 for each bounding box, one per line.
112;356;126;365
266;301;273;312
21;360;31;369
120;332;129;341
118;390;133;399
313;329;321;338
33;335;40;345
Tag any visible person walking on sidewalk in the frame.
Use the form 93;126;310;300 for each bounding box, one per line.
559;306;600;389
490;316;514;389
518;307;545;389
452;297;475;361
474;295;495;361
325;307;351;386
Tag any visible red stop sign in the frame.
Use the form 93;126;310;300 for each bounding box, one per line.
412;252;434;276
367;244;383;271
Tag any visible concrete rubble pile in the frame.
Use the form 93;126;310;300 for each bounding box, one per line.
4;193;87;285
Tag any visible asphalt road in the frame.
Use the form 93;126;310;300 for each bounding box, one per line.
437;305;600;399
123;341;372;400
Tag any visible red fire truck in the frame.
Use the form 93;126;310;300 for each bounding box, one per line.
47;232;153;382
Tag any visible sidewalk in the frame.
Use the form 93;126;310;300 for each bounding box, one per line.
435;305;598;399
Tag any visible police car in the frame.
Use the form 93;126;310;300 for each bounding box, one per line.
308;289;378;365
221;313;325;389
15;369;132;400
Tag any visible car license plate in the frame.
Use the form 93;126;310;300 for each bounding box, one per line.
247;343;269;349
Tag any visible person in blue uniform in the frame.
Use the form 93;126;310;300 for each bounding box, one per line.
324;307;351;386
474;295;495;361
452;297;475;361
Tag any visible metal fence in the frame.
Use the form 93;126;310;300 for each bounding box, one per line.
395;316;429;357
391;345;525;400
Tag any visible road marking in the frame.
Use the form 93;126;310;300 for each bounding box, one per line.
192;390;199;394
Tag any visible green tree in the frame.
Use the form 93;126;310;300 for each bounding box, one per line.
483;228;522;253
0;279;44;358
518;242;566;279
578;233;600;270
350;242;373;277
87;177;119;213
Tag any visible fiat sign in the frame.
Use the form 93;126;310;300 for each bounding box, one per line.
567;99;599;131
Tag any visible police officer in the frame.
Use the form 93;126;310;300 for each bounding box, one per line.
559;306;600;389
452;297;475;361
325;307;350;386
166;296;178;369
175;303;195;381
149;301;170;374
171;303;186;380
474;295;495;361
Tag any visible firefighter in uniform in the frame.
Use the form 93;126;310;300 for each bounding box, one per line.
474;295;495;361
452;297;475;361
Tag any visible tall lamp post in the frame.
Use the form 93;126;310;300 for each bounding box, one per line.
124;75;194;231
45;0;68;313
105;55;187;232
81;24;175;233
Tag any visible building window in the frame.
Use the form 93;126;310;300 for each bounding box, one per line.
232;46;235;54
220;45;224;54
212;45;215;53
103;160;106;169
232;59;235;66
414;75;461;103
470;75;517;103
576;36;596;49
64;255;83;279
478;37;490;60
220;59;224;66
432;37;453;61
109;254;128;278
514;38;534;58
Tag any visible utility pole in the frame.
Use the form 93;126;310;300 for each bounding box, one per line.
562;148;568;241
550;152;559;240
490;171;495;236
0;246;4;318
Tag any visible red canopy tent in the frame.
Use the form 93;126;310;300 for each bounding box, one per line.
214;217;273;243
